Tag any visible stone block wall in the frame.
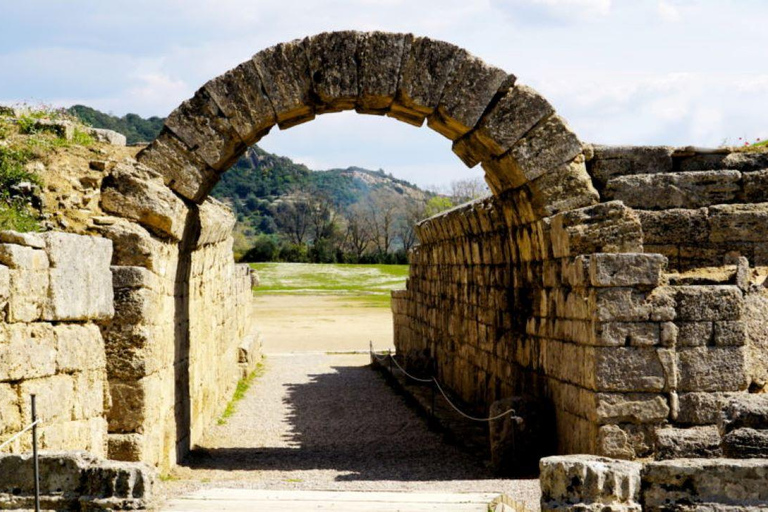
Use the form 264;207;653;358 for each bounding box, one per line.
96;161;256;471
188;203;255;449
394;146;768;460
0;232;113;457
589;146;768;271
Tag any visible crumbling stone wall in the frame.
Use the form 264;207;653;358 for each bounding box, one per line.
0;232;113;457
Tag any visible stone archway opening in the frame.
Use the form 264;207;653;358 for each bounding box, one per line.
107;30;768;472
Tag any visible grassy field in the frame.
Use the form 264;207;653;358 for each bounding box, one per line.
250;262;408;307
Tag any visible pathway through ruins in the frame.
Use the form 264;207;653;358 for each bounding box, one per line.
160;299;541;510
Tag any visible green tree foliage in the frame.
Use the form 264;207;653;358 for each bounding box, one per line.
68;105;164;145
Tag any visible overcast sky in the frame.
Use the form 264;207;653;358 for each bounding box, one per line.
1;0;765;187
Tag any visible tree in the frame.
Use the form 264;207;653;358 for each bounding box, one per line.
424;196;454;217
449;176;490;204
272;196;312;245
363;189;403;257
341;203;373;261
398;200;426;253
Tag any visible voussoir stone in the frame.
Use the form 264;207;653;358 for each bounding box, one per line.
164;87;246;171
203;59;277;144
389;36;465;126
427;53;510;141
307;31;361;113
252;38;315;128
454;84;554;167
356;32;412;114
136;128;220;203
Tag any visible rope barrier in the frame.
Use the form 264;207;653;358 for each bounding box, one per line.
0;419;40;451
370;343;518;422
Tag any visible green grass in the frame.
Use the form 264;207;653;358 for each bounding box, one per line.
250;262;408;307
217;361;266;425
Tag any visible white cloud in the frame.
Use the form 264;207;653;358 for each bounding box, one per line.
657;0;681;22
492;0;612;23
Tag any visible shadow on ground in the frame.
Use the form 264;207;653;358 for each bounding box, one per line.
181;364;499;482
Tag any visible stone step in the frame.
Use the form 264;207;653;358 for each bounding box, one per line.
163;489;501;511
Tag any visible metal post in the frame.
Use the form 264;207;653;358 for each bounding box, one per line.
388;350;393;376
369;340;373;365
31;395;40;512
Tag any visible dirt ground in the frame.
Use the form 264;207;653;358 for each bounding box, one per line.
252;294;396;354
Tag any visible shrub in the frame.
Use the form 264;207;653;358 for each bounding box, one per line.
242;235;279;262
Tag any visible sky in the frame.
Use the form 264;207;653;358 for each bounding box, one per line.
1;0;766;187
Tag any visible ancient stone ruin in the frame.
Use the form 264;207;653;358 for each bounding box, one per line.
1;31;767;510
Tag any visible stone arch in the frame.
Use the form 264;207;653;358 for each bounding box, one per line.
136;31;600;222
129;32;661;463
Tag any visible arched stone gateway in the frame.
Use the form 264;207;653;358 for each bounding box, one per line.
121;31;768;469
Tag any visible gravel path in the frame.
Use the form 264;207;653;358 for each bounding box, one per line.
161;353;540;508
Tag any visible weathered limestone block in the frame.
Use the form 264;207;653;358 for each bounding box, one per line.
7;267;48;322
637;208;709;246
389;36;465;126
709;203;768;242
605;170;741;209
307;31;360;112
88;127;127;146
33;119;74;139
356;32;411;114
0;383;21;436
595;347;671;392
722;428;768;458
677;392;737;425
197;198;236;247
489;115;582;187
551;202;643;258
589;145;674;187
0;230;45;248
677;149;768;172
96;220;178;273
42;232;114;322
674;285;743;321
488;396;553;476
164;86;245;171
111;266;160;291
203;60;276;144
719;394;768;433
72;370;107;421
676;321;714;346
596;322;660;347
453;85;553;167
55;324;106;373
107;376;165;434
0;452;154;510
0;243;48;269
252;38;315;128
676;346;749;392
742;168;768;202
427;54;509;140
136;129;220;202
589;253;666;288
522;159;600;217
539;455;642;512
642;458;768;511
19;374;75;425
0;323;56;381
655;426;722;459
594;287;675;323
595;393;669;424
101;161;188;241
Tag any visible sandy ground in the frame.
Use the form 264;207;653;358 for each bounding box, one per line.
252;294;395;354
157;294;541;510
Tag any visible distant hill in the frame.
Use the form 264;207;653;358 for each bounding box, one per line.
68;105;165;145
68;107;444;262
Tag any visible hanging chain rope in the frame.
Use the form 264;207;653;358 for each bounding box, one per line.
370;343;518;422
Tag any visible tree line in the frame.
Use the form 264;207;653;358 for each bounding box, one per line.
240;177;489;264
